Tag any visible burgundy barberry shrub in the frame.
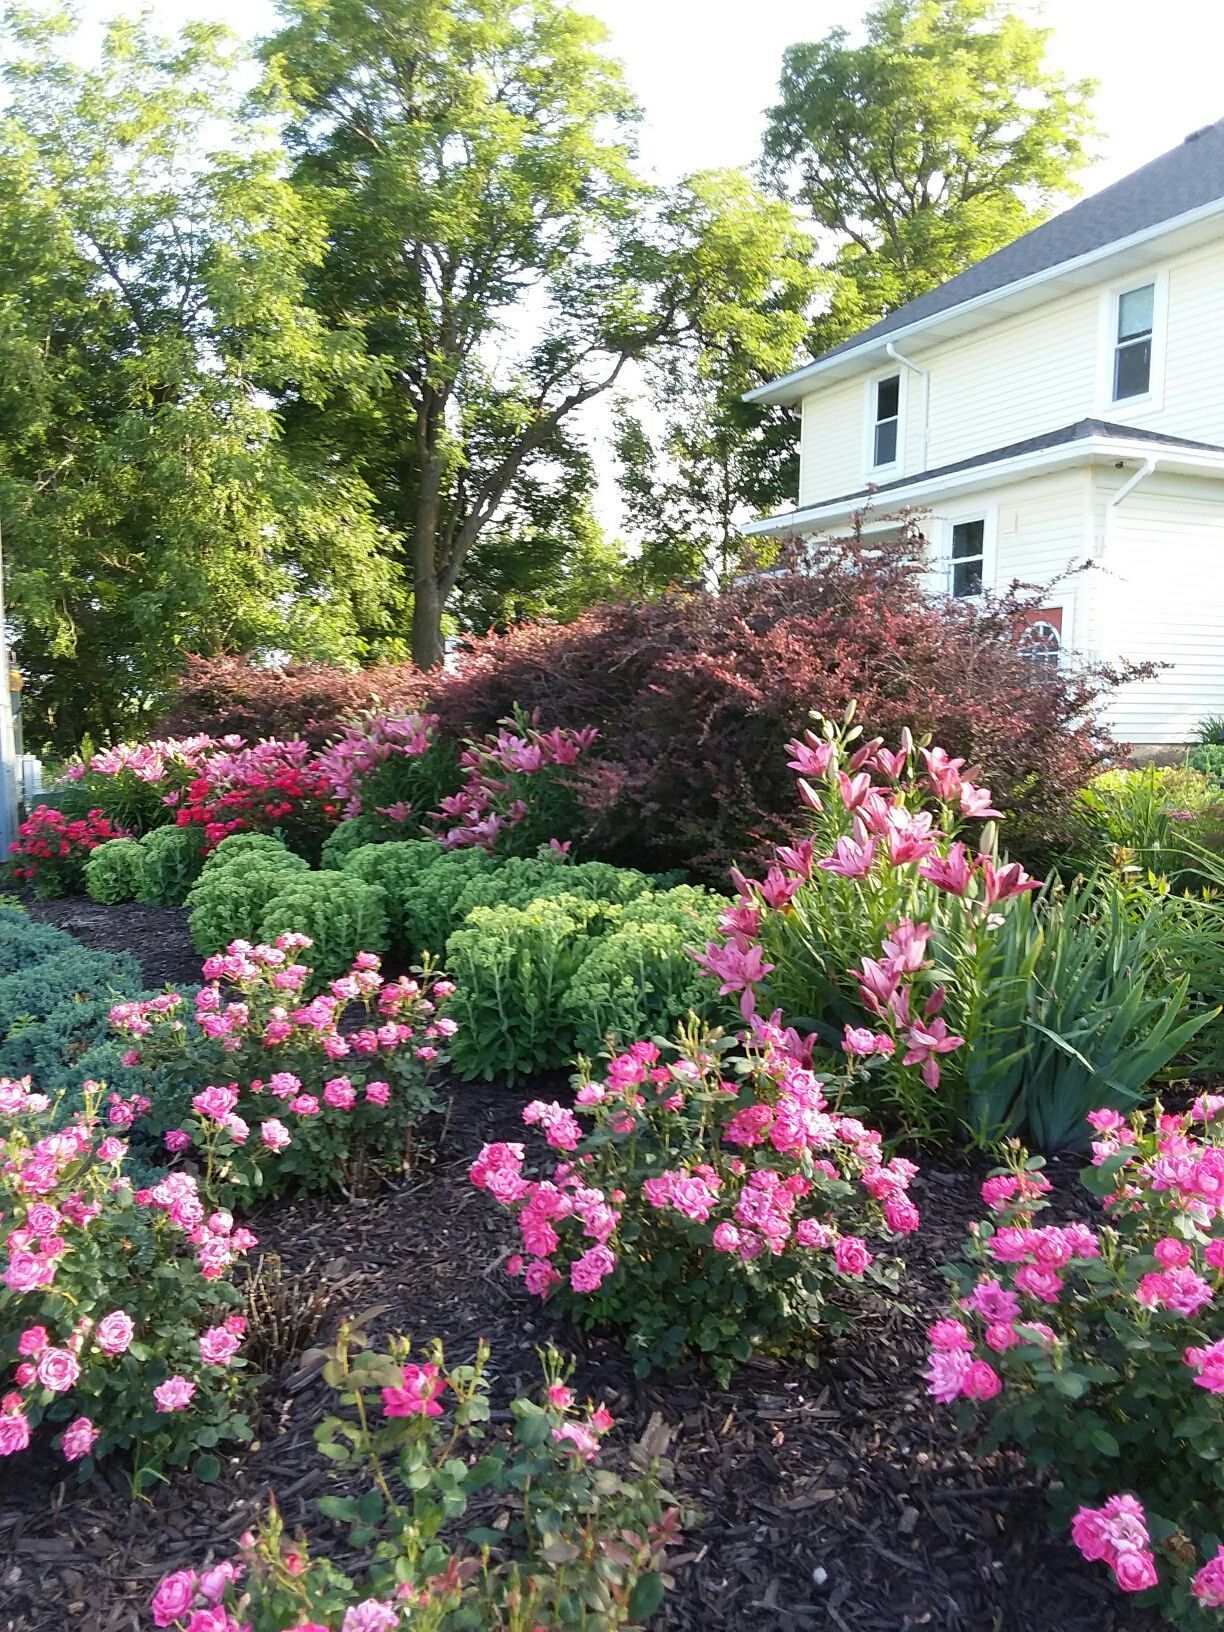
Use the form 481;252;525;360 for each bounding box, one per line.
148;1329;680;1632
0;1078;255;1491
110;939;452;1203
159;655;433;748
9;806;128;898
472;1016;920;1383
929;1103;1224;1626
431;534;1145;880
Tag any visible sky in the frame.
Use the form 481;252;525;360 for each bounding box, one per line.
71;0;1224;193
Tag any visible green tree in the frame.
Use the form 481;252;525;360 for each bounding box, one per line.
262;0;811;666
763;0;1096;349
613;170;816;587
0;5;398;751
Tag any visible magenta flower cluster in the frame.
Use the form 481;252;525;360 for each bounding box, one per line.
471;1013;920;1377
0;1078;254;1474
111;937;452;1200
431;719;598;851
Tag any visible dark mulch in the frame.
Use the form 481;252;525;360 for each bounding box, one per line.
25;896;202;988
0;1072;1162;1632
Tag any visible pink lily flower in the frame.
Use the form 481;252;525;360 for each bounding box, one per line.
818;834;877;879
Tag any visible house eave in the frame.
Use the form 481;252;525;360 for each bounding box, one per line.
746;194;1224;408
743;439;1224;538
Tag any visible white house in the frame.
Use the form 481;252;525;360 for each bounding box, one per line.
744;118;1224;746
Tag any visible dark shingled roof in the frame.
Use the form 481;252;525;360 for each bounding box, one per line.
811;117;1224;367
762;420;1224;522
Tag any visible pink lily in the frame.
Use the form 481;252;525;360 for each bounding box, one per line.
818;833;877;879
918;841;973;896
977;856;1042;907
785;737;835;778
959;781;1003;819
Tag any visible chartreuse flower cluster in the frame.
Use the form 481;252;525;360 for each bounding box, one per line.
148;1328;682;1632
472;1014;920;1382
930;1099;1224;1625
110;935;453;1203
0;1079;255;1491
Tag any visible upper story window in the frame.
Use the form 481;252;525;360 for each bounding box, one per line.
873;374;900;467
950;518;985;597
1113;283;1154;401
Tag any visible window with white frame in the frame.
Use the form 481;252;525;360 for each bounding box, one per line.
1113;283;1155;401
872;374;900;467
950;518;985;597
1018;618;1062;673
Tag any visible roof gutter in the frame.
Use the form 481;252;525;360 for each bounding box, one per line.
746;192;1224;406
885;341;930;471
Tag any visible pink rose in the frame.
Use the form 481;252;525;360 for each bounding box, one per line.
0;1409;31;1456
16;1325;47;1357
1113;1549;1159;1593
60;1416;100;1462
153;1375;196;1413
36;1347;81;1393
151;1570;198;1627
95;1310;135;1357
834;1236;873;1276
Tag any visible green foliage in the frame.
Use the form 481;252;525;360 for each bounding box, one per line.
1069;765;1219;883
398;848;503;958
85;838;148;905
264;0;824;663
0;993;119;1083
954;880;1216;1151
613;170;816;583
134;825;206;908
0;909;75;974
564;913;727;1059
450;857;653;921
320;816;392;870
341;839;447;954
0;946;143;1034
1188;743;1224;786
168;1332;679;1630
762;0;1096;350
1195;716;1224;748
203;832;304;872
0;8;399;751
444;896;622;1084
187;852;310;956
257;874;390;986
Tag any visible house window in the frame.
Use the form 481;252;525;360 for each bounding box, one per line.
873;374;900;466
1113;283;1154;401
1018;618;1062;673
950;518;985;597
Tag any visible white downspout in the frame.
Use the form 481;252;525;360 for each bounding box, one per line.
885;340;930;472
1107;454;1158;513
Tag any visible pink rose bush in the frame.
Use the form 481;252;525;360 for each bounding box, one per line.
111;938;450;1202
148;1328;680;1631
930;1101;1224;1623
472;1016;920;1382
0;1079;254;1490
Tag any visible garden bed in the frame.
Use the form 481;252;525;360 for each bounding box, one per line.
0;1008;1160;1632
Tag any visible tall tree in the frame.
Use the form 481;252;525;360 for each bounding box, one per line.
763;0;1096;349
613;171;816;588
262;0;812;666
0;5;398;751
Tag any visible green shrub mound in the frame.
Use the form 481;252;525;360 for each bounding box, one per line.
341;839;447;951
134;825;206;907
0;992;118;1081
397;847;502;956
257;873;390;985
0;909;77;975
321;816;393;870
202;831;303;873
186;846;310;955
0;947;143;1035
561;886;727;1059
85;839;149;904
1189;743;1224;787
443;895;623;1084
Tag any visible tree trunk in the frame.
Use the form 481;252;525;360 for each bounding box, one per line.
411;434;445;669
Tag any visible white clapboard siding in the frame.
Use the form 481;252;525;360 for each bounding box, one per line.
1093;471;1224;742
794;235;1224;506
